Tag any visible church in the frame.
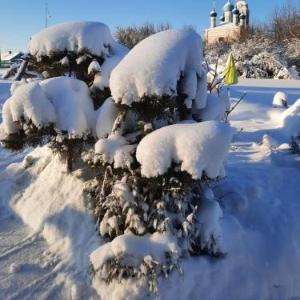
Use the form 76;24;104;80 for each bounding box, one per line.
205;0;250;45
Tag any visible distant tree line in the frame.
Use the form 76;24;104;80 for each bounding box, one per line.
115;22;171;49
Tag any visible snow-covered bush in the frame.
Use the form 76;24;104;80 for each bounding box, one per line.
110;29;207;111
1;21;128;171
0;77;96;170
26;22;128;107
205;35;300;79
85;29;233;294
1;24;234;296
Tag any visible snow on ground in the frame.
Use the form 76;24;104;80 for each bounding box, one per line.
1;78;300;299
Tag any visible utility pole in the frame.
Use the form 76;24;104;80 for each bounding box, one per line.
45;2;51;28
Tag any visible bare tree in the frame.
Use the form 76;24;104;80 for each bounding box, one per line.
115;22;171;49
271;2;300;41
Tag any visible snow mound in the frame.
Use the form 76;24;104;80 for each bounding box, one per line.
136;121;234;179
29;21;115;57
110;29;207;108
273;91;288;108
2;77;95;137
280;98;300;138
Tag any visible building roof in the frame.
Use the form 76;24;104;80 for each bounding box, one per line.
205;22;240;32
0;51;22;62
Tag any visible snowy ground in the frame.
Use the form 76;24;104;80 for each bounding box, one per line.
0;79;300;299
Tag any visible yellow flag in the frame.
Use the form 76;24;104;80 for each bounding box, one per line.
224;53;238;86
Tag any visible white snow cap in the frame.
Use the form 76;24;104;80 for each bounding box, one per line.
110;29;207;108
273;91;288;108
2;77;95;137
29;22;115;57
136;121;234;179
29;22;128;90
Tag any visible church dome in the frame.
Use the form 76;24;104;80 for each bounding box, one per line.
240;14;246;20
210;8;217;17
220;15;225;22
232;6;240;15
223;1;234;12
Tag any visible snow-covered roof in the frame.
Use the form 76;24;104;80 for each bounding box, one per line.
205;22;240;32
29;21;117;58
1;52;22;62
110;29;207;109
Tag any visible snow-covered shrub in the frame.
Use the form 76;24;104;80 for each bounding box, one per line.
86;29;233;294
0;23;234;296
205;35;300;79
1;21;128;171
273;91;288;108
26;22;128;108
0;77;96;170
110;29;207;111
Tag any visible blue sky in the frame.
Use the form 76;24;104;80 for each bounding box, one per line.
0;0;297;52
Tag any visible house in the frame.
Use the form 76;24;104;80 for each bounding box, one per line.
205;0;250;45
0;51;23;68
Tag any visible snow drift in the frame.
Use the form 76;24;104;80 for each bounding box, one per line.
136;121;234;179
110;29;207;108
